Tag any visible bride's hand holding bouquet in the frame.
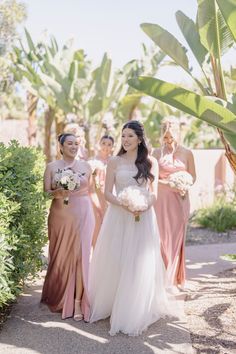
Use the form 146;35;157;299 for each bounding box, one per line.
117;185;151;222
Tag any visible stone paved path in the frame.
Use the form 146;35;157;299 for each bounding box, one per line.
1;242;235;354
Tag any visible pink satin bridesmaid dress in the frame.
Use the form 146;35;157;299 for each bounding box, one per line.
41;164;95;320
154;151;190;287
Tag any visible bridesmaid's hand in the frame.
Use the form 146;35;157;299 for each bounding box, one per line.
52;188;70;199
158;179;169;185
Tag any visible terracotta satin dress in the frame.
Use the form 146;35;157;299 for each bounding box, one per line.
41;170;95;321
154;152;190;287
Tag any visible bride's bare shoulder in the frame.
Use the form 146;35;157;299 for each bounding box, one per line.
107;156;120;169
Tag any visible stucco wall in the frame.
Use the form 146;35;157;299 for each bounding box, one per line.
189;149;235;212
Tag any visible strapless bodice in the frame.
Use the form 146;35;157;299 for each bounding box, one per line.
115;164;147;194
159;153;187;180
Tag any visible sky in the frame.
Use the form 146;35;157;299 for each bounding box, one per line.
21;0;234;82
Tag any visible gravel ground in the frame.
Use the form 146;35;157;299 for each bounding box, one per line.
186;226;236;353
1;226;236;354
185;268;236;354
0;302;13;331
186;226;236;246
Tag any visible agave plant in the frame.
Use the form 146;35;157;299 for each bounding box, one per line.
129;0;236;173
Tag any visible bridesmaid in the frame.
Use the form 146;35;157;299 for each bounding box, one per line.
41;133;95;321
64;123;89;160
90;135;114;247
153;117;196;289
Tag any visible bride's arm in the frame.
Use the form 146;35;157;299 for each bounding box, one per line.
104;157;121;206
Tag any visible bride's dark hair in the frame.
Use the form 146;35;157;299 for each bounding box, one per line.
117;120;154;183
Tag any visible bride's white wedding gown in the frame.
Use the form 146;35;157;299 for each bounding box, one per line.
89;163;174;336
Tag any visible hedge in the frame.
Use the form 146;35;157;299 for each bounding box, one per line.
0;141;48;307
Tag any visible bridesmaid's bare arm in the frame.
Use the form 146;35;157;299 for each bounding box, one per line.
148;156;159;207
186;149;196;183
87;164;103;216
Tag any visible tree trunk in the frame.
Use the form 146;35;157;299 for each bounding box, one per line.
27;92;38;146
218;129;236;174
55;117;65;160
44;107;54;163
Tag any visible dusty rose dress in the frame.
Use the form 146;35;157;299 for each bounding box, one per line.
154;151;190;287
41;167;95;321
92;157;109;246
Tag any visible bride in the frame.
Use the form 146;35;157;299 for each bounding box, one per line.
89;120;175;336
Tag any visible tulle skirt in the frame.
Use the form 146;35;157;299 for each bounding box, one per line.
89;204;176;336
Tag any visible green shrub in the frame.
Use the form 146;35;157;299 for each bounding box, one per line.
0;193;19;307
193;195;236;232
0;141;48;305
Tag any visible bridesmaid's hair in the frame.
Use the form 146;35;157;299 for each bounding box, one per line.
100;134;114;145
58;133;75;154
117;120;154;183
161;116;181;145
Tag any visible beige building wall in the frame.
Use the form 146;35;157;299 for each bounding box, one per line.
189;149;235;212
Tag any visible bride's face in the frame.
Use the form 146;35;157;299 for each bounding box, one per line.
121;128;140;152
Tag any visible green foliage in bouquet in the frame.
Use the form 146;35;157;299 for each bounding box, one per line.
0;141;47;306
193;193;236;232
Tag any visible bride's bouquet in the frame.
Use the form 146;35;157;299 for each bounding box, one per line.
117;186;149;222
167;171;193;198
54;168;83;204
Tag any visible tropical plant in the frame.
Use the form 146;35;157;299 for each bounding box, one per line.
12;29;91;157
12;28;168;158
0;0;26;121
128;0;236;173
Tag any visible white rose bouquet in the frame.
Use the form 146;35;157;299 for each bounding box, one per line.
117;186;150;222
54;168;84;205
167;171;193;198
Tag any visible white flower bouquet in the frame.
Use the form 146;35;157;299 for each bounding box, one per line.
167;171;193;197
54;168;83;205
117;186;149;221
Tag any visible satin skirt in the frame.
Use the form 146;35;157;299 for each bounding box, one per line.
154;184;190;287
41;194;95;321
